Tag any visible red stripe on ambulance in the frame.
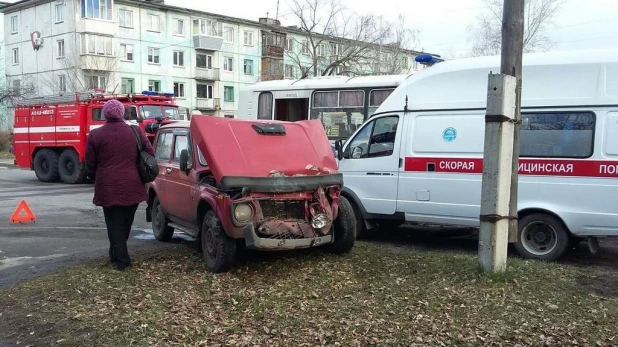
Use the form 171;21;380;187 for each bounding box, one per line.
404;157;618;178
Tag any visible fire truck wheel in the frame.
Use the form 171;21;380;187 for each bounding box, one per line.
514;213;570;261
33;149;60;183
152;196;174;242
201;210;236;273
58;149;87;184
326;196;357;254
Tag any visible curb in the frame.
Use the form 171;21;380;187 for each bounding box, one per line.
0;160;16;169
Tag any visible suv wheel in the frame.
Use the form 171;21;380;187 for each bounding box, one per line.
201;210;236;273
326;196;356;254
152;196;174;241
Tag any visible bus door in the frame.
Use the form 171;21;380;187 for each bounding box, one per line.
275;98;309;121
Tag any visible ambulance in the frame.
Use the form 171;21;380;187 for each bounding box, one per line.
334;48;618;261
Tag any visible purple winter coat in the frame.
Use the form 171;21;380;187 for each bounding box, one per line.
85;118;155;207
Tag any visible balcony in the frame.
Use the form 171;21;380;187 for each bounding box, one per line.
195;68;220;81
262;44;284;58
76;19;117;36
195;98;221;110
193;35;224;51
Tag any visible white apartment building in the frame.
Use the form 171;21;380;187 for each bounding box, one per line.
2;0;435;120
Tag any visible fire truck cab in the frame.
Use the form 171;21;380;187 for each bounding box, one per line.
12;90;180;184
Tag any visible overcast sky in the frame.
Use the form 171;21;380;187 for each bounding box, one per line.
165;0;618;58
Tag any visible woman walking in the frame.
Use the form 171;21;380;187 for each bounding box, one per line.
85;99;155;270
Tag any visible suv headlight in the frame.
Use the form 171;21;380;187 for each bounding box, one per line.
234;203;253;223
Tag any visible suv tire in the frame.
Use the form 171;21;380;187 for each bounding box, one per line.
33;149;60;183
152;196;174;241
201;210;236;273
326;196;356;254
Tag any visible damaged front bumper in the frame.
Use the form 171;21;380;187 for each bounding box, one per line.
243;223;333;250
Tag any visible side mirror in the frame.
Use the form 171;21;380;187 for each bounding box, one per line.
179;149;190;174
334;140;344;161
351;146;363;159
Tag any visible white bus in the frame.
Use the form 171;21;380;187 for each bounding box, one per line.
237;75;412;141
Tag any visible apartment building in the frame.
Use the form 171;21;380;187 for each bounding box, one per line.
1;0;433;120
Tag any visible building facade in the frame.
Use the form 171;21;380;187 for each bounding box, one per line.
2;0;434;120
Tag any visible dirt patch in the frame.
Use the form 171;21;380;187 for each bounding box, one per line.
578;274;618;298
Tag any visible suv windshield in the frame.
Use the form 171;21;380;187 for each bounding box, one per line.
140;105;180;120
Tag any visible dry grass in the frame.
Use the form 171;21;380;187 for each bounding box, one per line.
0;243;616;347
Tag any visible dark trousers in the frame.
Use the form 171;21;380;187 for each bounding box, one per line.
103;204;138;269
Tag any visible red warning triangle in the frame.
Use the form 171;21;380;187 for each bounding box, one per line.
10;200;36;224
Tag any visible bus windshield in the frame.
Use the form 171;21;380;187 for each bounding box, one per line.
140;105;180;120
310;88;395;140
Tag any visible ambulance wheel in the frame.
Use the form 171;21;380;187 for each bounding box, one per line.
514;213;569;261
59;149;87;184
326;196;356;254
201;210;236;273
33;149;60;183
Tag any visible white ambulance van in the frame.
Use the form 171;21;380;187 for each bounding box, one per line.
334;48;618;261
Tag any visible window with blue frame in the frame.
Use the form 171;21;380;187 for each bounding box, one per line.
82;0;113;20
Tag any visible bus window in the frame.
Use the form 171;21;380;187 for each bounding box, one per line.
258;92;273;120
311;90;365;139
369;89;395;116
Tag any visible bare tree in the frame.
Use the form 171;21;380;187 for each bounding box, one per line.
40;55;120;95
467;0;565;57
0;76;37;131
285;0;399;78
368;14;421;75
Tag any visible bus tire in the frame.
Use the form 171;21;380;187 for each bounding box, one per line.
58;149;87;184
33;149;60;183
514;213;569;261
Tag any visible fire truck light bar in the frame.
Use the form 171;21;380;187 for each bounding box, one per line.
142;91;175;97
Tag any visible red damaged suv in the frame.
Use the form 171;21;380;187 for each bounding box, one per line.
145;116;356;273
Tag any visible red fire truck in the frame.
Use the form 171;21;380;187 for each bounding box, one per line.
12;90;180;184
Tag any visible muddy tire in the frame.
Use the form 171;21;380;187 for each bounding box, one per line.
514;213;569;261
151;196;174;242
201;210;236;273
58;149;87;184
345;196;367;238
33;149;60;183
326;196;356;254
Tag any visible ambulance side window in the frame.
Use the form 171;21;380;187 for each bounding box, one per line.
347;115;399;159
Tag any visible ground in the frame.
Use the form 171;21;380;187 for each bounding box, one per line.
1;168;617;346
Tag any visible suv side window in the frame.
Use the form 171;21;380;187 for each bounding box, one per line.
172;134;193;166
155;132;173;162
347;115;399;159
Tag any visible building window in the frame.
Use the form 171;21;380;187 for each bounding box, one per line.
301;41;309;55
223;57;233;72
197;84;213;99
148;47;160;64
317;44;326;57
285;64;295;79
244;31;254;46
146;14;160;32
196;54;212;69
224;115;234;119
193;19;223;37
148;80;161;92
174;82;186;98
174;19;185;36
58;75;67;92
57;40;65;58
10;16;18;34
173;51;185;67
55;4;64;23
87;75;106;90
223;26;234;43
520;112;595;158
118;9;133;27
285;37;294;51
121;44;133;61
81;34;113;56
81;0;113;20
243;59;254;75
12;48;19;65
224;86;234;102
121;78;134;93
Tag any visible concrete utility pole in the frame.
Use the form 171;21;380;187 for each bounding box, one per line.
478;0;525;273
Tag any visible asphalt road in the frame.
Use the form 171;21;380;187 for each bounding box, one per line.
0;168;192;289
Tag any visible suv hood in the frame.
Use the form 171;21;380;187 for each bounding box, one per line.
190;117;338;183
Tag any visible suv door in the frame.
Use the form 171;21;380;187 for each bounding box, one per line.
165;130;198;227
339;115;402;215
153;130;174;214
